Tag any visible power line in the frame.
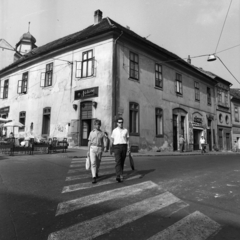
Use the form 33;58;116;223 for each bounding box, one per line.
214;0;233;54
216;43;240;54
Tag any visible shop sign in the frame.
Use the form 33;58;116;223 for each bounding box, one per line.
192;112;203;127
74;87;98;100
0;106;10;113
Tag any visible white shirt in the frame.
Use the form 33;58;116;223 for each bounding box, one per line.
200;138;205;144
111;127;129;145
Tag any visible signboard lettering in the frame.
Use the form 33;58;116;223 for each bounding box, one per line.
74;87;98;100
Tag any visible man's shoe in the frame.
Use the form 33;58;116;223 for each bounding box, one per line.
116;176;121;183
96;173;99;178
92;177;97;184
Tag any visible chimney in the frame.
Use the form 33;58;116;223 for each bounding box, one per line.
94;10;102;24
187;55;191;64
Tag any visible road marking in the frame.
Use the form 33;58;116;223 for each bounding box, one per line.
70;161;116;168
147;211;221;240
68;165;115;174
65;168;132;181
56;181;159;216
62;174;142;193
48;192;181;240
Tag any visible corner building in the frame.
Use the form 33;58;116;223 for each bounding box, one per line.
0;10;229;152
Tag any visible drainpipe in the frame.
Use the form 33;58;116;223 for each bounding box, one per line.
112;31;123;130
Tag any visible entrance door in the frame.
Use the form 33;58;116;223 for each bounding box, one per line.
226;133;230;150
81;102;92;146
218;129;223;150
207;129;212;151
173;114;178;151
81;120;91;146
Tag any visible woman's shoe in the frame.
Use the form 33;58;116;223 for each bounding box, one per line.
92;177;97;184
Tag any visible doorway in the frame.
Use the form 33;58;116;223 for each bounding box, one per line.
173;114;178;151
226;133;231;150
81;119;91;146
193;129;202;150
207;129;212;151
80;101;93;146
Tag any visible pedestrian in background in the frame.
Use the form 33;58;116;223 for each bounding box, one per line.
88;119;107;184
179;135;185;152
110;117;130;183
200;136;206;154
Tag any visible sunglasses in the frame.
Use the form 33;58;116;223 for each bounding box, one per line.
117;122;123;124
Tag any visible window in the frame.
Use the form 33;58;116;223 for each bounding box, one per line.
41;63;53;87
19;111;26;132
207;87;211;105
17;72;28;94
0;79;9;99
129;102;139;135
217;88;229;107
235;106;239;122
156;108;163;136
42;107;51;136
176;73;182;95
194;82;200;101
76;50;95;78
129;52;139;80
155;64;163;88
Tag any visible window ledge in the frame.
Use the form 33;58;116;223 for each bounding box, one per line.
130;133;140;136
128;78;140;83
195;99;200;102
176;93;183;97
154;87;163;91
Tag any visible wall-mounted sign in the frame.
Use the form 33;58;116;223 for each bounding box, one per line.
0;106;10;113
192;112;203;127
74;87;99;100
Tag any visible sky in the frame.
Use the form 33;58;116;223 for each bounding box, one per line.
0;0;239;87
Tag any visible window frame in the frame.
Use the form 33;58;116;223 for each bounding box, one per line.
1;79;9;99
155;108;163;137
42;107;51;136
18;72;28;94
81;50;95;78
19;111;26;132
194;81;200;102
41;63;53;87
207;87;211;105
235;105;239;122
129;52;139;80
155;64;163;89
175;73;182;95
129;102;139;136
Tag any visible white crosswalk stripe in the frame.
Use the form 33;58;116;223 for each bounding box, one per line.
147;211;221;240
62;174;142;193
48;157;221;240
48;192;183;240
56;181;159;216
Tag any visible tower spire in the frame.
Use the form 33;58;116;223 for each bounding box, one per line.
28;22;30;32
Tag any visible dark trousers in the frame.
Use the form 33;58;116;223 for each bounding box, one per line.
113;144;127;176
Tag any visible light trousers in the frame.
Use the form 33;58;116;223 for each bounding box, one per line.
89;146;103;178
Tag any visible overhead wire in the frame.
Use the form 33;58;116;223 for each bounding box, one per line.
214;0;233;54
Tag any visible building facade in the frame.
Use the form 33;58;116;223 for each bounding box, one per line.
0;10;231;152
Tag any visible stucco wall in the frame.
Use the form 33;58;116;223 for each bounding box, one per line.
0;39;113;144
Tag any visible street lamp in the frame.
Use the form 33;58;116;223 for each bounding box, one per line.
207;54;217;62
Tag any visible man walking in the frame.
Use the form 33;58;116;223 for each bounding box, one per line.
110;117;130;183
88;119;107;184
179;135;185;152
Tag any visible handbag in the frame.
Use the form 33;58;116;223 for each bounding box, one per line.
129;152;135;170
85;156;91;170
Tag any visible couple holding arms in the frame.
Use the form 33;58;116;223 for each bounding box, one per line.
88;117;130;184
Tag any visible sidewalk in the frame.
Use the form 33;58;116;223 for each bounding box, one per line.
65;147;240;158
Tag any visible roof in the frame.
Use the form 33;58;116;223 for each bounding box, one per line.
0;16;230;85
230;88;240;100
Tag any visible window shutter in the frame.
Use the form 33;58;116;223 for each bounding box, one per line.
93;59;97;77
175;80;177;93
17;80;22;93
0;87;3;99
75;61;82;78
40;73;45;87
23;80;27;93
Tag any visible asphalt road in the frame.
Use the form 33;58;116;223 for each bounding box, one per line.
0;153;239;240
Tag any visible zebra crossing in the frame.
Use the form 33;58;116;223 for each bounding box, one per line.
48;157;221;240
